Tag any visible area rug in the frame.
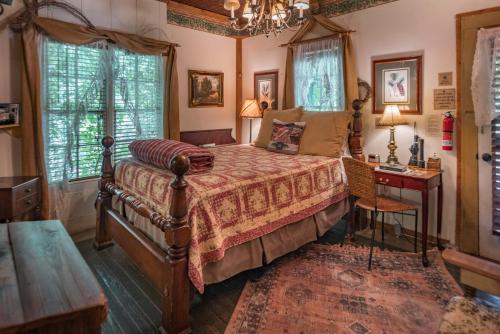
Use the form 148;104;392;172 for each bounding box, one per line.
225;244;462;334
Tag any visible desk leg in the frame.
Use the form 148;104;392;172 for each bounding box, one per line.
421;188;429;267
437;176;443;250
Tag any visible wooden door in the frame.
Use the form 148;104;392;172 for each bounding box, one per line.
457;6;500;256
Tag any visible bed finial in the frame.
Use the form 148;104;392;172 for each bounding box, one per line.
349;99;365;162
170;155;190;177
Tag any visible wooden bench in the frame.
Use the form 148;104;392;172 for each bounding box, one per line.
0;220;107;334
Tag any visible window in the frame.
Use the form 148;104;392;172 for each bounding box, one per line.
293;38;345;111
42;38;164;183
492;35;500;235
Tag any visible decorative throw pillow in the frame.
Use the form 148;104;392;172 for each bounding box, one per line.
298;111;352;158
254;107;304;148
267;119;306;155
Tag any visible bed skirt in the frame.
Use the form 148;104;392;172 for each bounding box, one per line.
112;196;349;286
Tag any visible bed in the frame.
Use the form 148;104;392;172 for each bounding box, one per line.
94;101;365;333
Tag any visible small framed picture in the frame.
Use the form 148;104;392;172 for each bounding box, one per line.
188;70;224;107
254;70;278;110
0;103;20;128
372;56;422;114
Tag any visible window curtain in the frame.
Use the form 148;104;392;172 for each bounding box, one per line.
293;37;345;111
19;16;180;220
283;15;358;111
472;27;500;127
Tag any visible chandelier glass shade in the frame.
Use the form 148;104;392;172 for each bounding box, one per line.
224;0;309;37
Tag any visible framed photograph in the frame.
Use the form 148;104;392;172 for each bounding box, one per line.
0;103;20;128
254;70;278;110
188;70;224;107
372;56;422;114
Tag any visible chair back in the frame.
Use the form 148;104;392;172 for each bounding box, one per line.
342;157;377;207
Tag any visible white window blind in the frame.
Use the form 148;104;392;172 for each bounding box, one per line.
293;38;345;112
42;38;164;183
492;35;500;235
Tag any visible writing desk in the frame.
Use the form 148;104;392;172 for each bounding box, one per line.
368;163;443;266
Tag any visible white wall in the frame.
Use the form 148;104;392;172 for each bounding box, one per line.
165;24;236;135
0;0;237;236
242;0;500;244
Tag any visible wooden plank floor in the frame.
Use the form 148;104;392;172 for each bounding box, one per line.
76;220;496;334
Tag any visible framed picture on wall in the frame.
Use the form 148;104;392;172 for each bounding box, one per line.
372;56;422;114
188;70;224;107
0;103;20;129
254;70;278;110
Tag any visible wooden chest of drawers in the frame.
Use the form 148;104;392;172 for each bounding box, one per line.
0;176;41;222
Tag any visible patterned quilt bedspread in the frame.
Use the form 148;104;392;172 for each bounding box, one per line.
114;144;348;293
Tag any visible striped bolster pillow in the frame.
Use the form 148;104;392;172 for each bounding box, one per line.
129;139;215;174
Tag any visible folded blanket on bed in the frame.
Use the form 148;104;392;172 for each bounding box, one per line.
129;139;215;174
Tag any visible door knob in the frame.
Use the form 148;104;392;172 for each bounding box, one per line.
482;153;492;162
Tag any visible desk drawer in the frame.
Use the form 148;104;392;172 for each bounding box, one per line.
375;172;404;188
13;178;39;202
13;193;39;217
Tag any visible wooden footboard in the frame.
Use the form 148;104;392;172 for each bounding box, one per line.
94;102;364;334
94;136;192;334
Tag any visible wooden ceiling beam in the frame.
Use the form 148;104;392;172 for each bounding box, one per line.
165;1;231;26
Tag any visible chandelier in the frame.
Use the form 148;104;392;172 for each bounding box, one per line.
224;0;310;37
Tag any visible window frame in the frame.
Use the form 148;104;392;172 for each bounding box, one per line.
42;38;164;183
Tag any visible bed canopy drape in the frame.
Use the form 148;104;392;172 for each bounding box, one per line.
282;15;358;111
16;14;180;219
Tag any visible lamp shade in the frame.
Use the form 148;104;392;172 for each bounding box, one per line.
294;0;310;9
379;105;407;126
240;99;262;118
224;0;241;10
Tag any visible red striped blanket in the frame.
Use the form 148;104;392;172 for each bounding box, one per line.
129;139;215;174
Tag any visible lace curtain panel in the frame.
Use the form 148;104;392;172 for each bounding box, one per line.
471;27;500;126
293;37;345;112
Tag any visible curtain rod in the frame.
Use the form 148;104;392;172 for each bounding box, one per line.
279;31;355;48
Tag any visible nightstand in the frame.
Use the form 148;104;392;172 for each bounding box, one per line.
0;176;41;222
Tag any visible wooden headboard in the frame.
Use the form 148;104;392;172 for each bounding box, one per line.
180;128;236;146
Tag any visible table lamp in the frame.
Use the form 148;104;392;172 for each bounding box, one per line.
240;99;263;143
379;105;407;165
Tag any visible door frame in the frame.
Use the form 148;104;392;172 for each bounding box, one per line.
456;6;500;254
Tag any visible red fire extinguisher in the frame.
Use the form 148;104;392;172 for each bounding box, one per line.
442;112;454;151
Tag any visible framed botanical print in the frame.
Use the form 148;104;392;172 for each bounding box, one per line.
254;70;278;110
372;56;422;114
188;70;224;107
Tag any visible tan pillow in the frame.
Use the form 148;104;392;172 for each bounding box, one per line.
298;112;352;157
254;107;304;148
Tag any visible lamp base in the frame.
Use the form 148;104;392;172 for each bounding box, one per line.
386;126;399;165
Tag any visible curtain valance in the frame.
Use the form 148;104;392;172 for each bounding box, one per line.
32;16;177;55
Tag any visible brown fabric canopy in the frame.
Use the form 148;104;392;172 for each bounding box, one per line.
20;16;180;219
282;15;359;111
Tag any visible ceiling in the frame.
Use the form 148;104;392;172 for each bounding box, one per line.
172;0;322;18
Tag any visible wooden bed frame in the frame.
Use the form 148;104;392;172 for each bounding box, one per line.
94;100;365;333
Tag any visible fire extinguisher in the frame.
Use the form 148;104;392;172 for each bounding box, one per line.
442;112;454;151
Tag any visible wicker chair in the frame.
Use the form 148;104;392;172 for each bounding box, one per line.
342;157;419;270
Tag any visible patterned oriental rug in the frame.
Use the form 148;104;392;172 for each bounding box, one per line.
225;244;462;334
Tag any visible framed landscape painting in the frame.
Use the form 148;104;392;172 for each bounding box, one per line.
254;70;278;110
372;56;422;114
189;70;224;107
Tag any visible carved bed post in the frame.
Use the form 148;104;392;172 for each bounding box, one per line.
162;155;192;334
94;136;115;250
350;99;365;161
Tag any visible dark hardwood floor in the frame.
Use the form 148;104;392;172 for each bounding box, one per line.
76;220;496;334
